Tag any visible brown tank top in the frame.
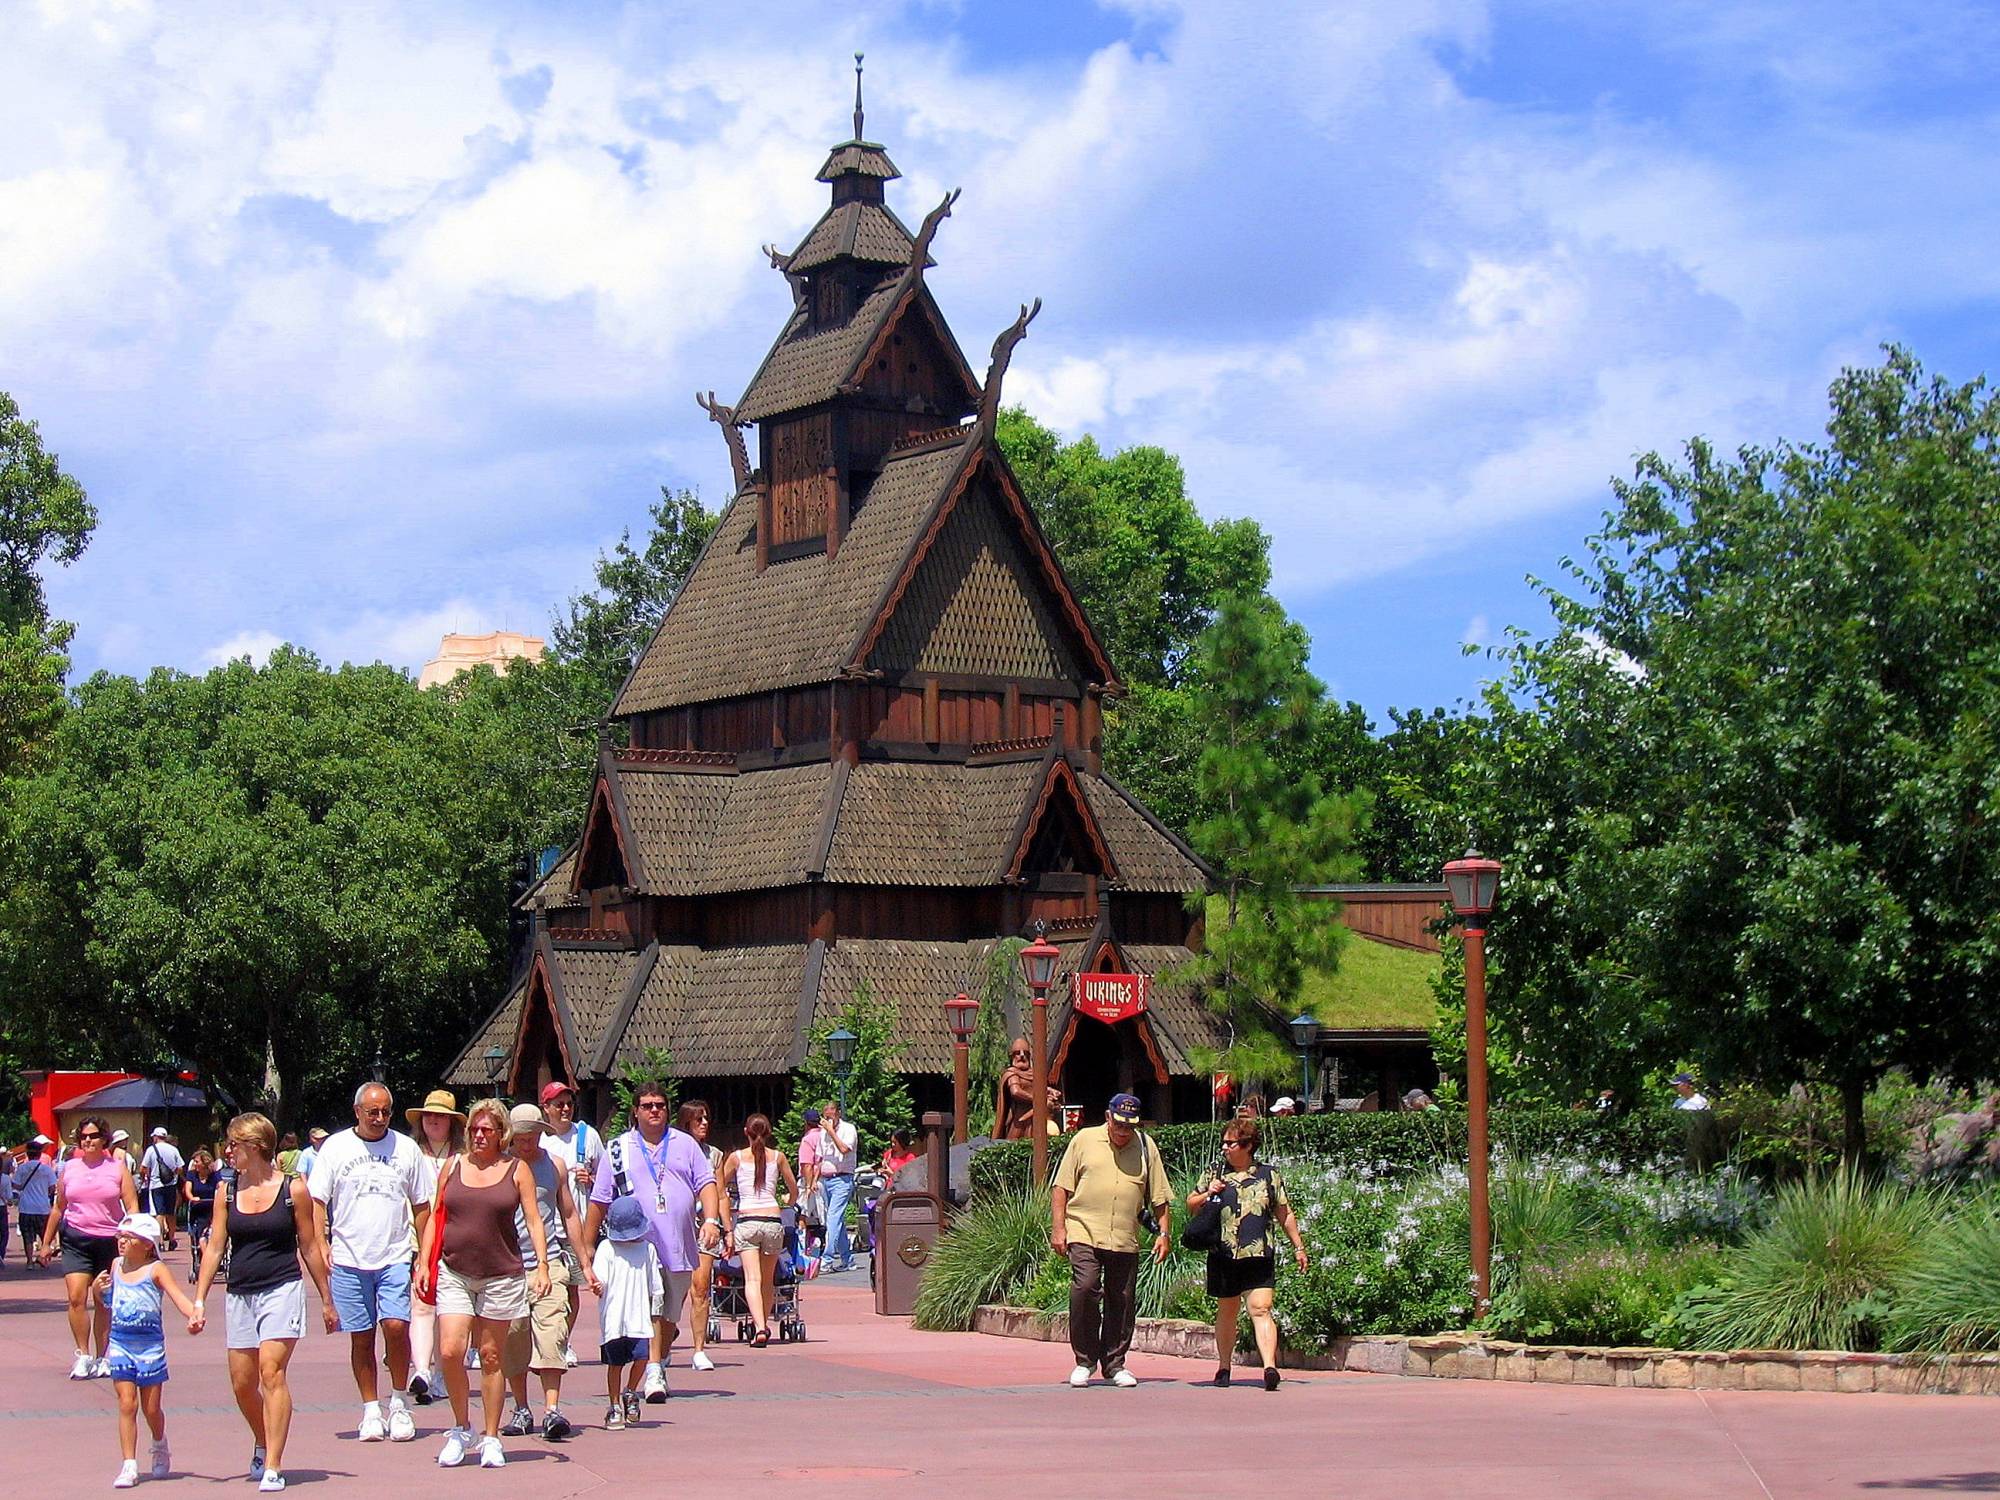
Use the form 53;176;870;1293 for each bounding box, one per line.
441;1159;525;1280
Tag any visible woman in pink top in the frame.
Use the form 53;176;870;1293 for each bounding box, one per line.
40;1115;140;1379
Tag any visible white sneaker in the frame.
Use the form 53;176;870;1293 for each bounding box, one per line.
465;1347;480;1369
562;1342;578;1368
1111;1368;1139;1388
259;1473;286;1493
70;1351;93;1380
113;1460;139;1489
357;1406;388;1442
641;1362;667;1403
91;1355;113;1379
1068;1364;1091;1388
436;1428;468;1467
690;1350;715;1372
149;1439;171;1479
387;1401;416;1442
477;1436;505;1469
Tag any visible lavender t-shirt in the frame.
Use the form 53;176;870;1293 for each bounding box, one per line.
591;1127;714;1273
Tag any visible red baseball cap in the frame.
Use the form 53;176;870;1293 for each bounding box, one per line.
538;1081;575;1105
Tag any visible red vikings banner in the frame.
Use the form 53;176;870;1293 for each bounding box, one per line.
1072;972;1149;1024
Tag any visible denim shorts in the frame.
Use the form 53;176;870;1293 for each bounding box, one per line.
330;1261;412;1332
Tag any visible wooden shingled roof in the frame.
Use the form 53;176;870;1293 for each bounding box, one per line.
613;437;969;714
579;754;1205;897
786;200;926;273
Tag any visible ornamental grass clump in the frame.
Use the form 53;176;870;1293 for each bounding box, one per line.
911;1187;1051;1332
1684;1169;1941;1352
1886;1185;2000;1353
1487;1244;1724;1347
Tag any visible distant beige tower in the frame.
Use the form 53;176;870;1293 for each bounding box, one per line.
418;630;546;690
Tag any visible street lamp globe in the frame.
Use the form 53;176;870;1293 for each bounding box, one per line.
1017;931;1061;995
1443;848;1502;924
944;991;980;1043
1289;1012;1319;1050
826;1027;858;1072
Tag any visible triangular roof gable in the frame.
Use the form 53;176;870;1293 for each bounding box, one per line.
572;754;647;895
845;281;980;411
844;440;1120;689
735;277;978;427
1003;754;1120;884
510;932;582;1092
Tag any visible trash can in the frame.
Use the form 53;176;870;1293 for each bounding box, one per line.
872;1190;943;1315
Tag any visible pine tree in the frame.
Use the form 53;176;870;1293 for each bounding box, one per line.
1181;594;1363;1080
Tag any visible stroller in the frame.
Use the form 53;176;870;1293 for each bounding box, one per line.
708;1208;808;1343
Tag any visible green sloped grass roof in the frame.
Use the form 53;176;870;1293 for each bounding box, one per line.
1202;895;1441;1031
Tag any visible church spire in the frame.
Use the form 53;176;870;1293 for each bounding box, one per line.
853;52;865;142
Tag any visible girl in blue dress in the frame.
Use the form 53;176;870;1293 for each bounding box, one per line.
98;1212;198;1488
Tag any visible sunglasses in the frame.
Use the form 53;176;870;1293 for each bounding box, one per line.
635;1100;668;1111
78;1132;105;1142
468;1125;502;1137
1222;1138;1250;1149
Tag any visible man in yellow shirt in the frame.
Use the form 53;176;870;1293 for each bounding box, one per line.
1049;1093;1171;1388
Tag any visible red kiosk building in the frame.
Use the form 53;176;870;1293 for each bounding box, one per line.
446;95;1223;1127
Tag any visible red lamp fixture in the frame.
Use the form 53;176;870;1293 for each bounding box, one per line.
1443;849;1502;931
944;991;980;1043
1017;930;1061;997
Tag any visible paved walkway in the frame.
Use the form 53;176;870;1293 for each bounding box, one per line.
0;1250;1994;1497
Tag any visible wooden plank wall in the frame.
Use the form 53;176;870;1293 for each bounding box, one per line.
1312;888;1448;952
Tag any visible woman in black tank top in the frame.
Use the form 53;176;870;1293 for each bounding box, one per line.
227;1179;302;1294
191;1113;335;1490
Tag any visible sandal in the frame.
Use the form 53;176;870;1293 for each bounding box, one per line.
1212;1368;1231;1387
752;1328;770;1348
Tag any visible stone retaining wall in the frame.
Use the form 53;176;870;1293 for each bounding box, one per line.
970;1305;2000;1396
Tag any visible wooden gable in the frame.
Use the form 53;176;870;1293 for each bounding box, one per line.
867;472;1081;682
574;769;641;894
1007;755;1119;883
849;443;1119;690
849;284;980;422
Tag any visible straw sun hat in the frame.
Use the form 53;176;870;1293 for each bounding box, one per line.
406;1088;466;1127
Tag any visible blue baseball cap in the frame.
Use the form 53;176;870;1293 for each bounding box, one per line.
1108;1093;1142;1123
605;1196;649;1242
803;1107;821;1125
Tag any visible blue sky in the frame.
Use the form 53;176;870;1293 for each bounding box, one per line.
4;0;1996;726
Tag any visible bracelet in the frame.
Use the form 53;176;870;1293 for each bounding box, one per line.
702;1217;724;1228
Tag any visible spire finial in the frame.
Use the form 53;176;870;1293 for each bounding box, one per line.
853;51;865;141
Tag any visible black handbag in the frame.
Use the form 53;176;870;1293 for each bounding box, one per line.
1182;1184;1224;1251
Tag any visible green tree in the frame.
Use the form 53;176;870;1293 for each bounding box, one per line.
550;485;721;710
995;407;1271;690
0;649;518;1124
1179;594;1365;1077
778;987;915;1164
1462;349;2000;1156
0;392;96;772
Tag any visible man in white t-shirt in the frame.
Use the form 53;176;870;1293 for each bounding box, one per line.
539;1082;603;1367
1670;1072;1711;1111
813;1100;861;1272
308;1082;431;1444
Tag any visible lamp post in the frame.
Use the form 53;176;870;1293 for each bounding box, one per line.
1443;847;1502;1315
1017;922;1062;1189
944;991;980;1145
827;1027;858;1114
370;1044;387;1086
1288;1013;1319;1107
483;1045;507;1098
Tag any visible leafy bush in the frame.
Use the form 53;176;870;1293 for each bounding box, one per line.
1904;1096;2000;1184
1681;1170;1942;1352
911;1188;1051;1332
1488;1244;1723;1347
967;1108;1694;1202
1887;1185;2000;1353
1271;1163;1475;1342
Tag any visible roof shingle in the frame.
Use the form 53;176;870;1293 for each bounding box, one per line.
786;200;923;273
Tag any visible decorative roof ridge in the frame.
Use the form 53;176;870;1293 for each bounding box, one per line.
586;941;661;1082
614;747;738;773
969;733;1054;760
890;422;974;455
542;928;636;949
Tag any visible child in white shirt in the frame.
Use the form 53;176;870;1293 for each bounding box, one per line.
591;1197;661;1430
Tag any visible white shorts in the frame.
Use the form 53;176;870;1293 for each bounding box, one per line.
435;1263;528;1322
226;1282;305;1349
650;1268;693;1324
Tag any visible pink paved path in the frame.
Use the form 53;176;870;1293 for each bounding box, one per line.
1;1251;1994;1498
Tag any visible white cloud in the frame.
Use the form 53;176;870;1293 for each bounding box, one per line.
200;630;284;670
2;0;1993;708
